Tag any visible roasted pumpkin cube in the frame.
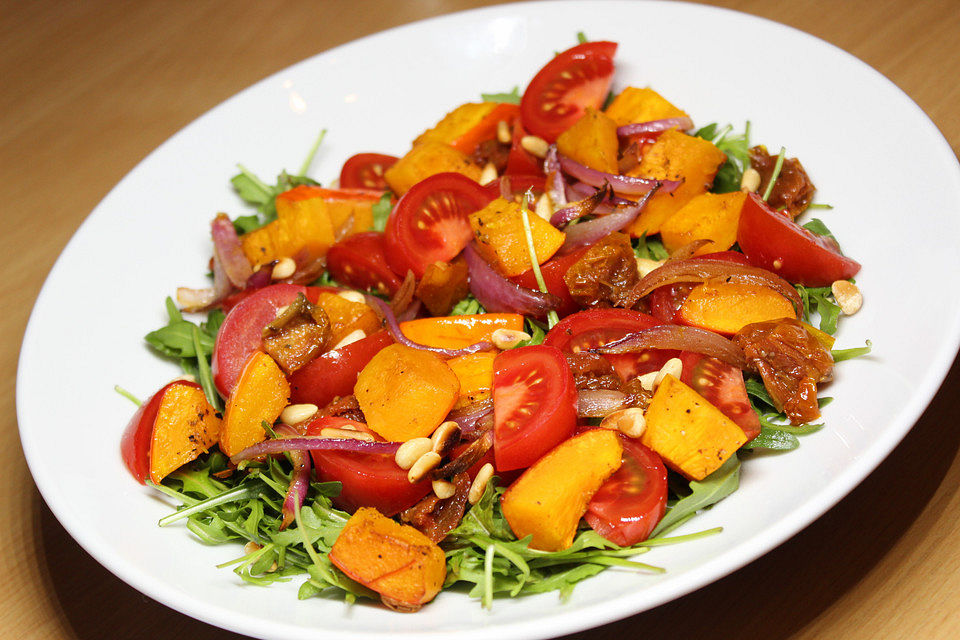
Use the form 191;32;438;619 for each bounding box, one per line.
678;281;796;335
659;191;747;254
604;86;689;127
446;352;496;409
413;102;518;155
469;197;565;277
240;191;336;267
642;375;746;480
276;185;378;238
384;141;482;195
626;130;727;237
314;292;381;345
415;258;470;316
220;352;290;457
556;107;619;174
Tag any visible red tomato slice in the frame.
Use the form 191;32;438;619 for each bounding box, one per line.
504;118;542;176
648;251;750;323
678;350;760;440
492;345;577;471
305;416;430;516
585;434;668;546
326;231;404;296
288;330;394;407
120;381;173;483
383;172;493;278
480;173;546;201
737;192;861;287
509;245;588;318
544;308;672;381
339;153;398;190
520;41;617;142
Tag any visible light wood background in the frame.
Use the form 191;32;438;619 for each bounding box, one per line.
3;1;959;638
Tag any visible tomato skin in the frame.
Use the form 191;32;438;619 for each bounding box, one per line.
648;252;751;323
504;118;542;176
510;246;587;318
305;417;430;516
327;231;404;296
678;350;760;440
121;382;173;483
480;173;546;201
520;41;617;142
383;172;493;278
737;192;860;286
493;345;578;471
288;331;394;407
584;434;668;546
339;153;398;190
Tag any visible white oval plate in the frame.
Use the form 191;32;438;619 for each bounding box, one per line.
17;2;960;639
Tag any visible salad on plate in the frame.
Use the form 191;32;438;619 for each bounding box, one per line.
119;36;868;612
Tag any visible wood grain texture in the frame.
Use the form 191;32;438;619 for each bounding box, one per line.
3;1;958;638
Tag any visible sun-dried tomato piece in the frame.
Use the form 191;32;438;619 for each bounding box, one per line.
749;145;816;219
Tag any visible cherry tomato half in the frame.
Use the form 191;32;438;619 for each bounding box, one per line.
510;245;588;318
520;41;617;143
288;330;394;408
585;434;668;546
327;231;404;296
492;345;577;471
504;118;542;176
339;153;398;190
679;350;760;440
737;192;861;287
383;172;493;278
305;416;430;516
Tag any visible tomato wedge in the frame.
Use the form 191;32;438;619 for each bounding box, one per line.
585;434;668;546
678;350;760;440
492;345;577;471
504;118;542;176
383;172;493;278
520;41;617;142
509;245;588;318
327;231;404;296
339;153;398;190
288;331;394;407
737;192;861;287
305;416;430;516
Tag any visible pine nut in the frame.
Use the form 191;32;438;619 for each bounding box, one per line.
407;451;442;483
432;479;456;499
243;541;261;555
491;328;531;350
272;257;296;280
333;329;367;350
637;371;659;391
431;421;461;455
337;290;365;304
600;407;647;438
319;427;374;441
654;357;683;388
468;463;495;505
535;193;553;220
520;135;549;158
496;119;512;144
636;257;664;278
395;437;433;470
831;280;863;315
479;162;498;185
172;374;197;384
280;403;318;426
740;167;762;192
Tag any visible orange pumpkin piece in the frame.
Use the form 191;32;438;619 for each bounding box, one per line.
354;344;460;442
642;375;746;480
415;258;470;316
626;130;727;237
276;185;381;238
414;102;518;155
241;193;336;268
604;86;689;127
329;507;446;611
220;352;290;457
556;107;619;174
678;281;796;335
500;429;623;551
314;292;381;344
384;141;482;196
469;197;566;277
399;313;523;350
659;191;748;254
149;383;221;484
446;351;496;409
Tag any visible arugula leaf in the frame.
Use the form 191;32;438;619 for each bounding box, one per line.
576;31;588;44
230;168;321;233
633;233;669;261
650;454;740;538
450;295;487;316
802;217;850;255
370;191;393;232
832;340;873;362
795;284;841;334
745;426;800;451
481;86;521;104
695;122;751;193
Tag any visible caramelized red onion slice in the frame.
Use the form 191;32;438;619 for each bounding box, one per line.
594;324;748;369
274;425;311;531
447;397;494;438
558;185;659;255
212;213;253;288
550;183;611;227
365;294;494;357
630;257;803;316
667;239;714;262
544;145;568;209
463;243;561;316
559;154;680;196
616;117;694;137
176;253;233;312
229;436;400;465
567;181;636;207
577;389;627;418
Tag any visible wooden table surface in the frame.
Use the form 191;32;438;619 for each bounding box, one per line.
4;0;959;637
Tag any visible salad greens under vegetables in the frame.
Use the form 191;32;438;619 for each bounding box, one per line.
121;35;870;613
